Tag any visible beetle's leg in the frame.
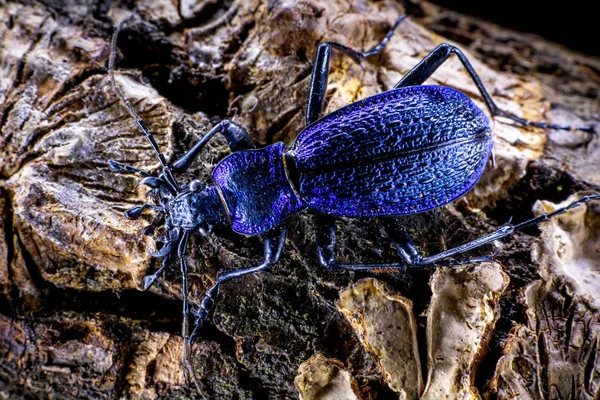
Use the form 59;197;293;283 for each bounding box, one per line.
322;257;491;272
382;224;422;265
188;226;287;344
395;43;594;134
124;203;165;219
178;231;191;352
171;120;256;173
319;194;599;271
414;193;600;265
108;160;151;177
315;215;337;267
109;160;174;193
316;216;488;272
177;233;205;393
142;228;182;289
306;15;407;124
317;193;600;272
142;255;170;290
308;17;407;250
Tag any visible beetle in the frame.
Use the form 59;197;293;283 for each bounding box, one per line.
107;15;598;349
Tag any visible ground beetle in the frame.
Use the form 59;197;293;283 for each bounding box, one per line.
107;16;598;350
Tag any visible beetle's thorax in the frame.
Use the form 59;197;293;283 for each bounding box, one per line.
166;185;228;233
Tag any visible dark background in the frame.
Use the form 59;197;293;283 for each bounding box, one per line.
429;0;598;56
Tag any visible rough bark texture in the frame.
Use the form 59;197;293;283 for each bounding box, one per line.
1;0;599;399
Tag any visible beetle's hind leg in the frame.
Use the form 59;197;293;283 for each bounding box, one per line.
383;223;492;268
395;43;595;136
316;217;488;273
405;193;600;265
188;226;287;344
317;194;599;271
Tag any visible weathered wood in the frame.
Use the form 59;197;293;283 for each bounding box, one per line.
0;0;598;398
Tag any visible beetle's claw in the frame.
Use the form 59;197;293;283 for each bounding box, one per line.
143;274;159;290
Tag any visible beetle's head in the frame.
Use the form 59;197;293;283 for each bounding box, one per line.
110;164;228;237
109;161;229;289
164;180;228;236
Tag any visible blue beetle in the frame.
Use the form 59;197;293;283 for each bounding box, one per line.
107;15;597;346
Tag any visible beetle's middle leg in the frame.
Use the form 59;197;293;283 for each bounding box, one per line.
382;224;423;265
188;226;287;344
306;15;407;124
394;43;594;135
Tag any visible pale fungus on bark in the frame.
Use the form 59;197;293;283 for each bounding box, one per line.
332;264;508;400
295;355;363;400
337;278;422;399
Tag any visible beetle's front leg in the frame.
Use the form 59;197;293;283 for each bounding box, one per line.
171;120;255;173
188;226;287;344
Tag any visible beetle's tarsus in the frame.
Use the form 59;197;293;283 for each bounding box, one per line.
189;284;219;345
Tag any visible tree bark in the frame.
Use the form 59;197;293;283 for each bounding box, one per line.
0;0;599;399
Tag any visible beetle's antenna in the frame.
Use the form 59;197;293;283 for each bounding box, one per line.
109;18;180;194
176;232;205;397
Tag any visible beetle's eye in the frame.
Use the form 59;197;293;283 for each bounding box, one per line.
199;224;213;236
190;180;205;192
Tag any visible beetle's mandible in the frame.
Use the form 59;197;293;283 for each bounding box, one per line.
107;15;599;353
